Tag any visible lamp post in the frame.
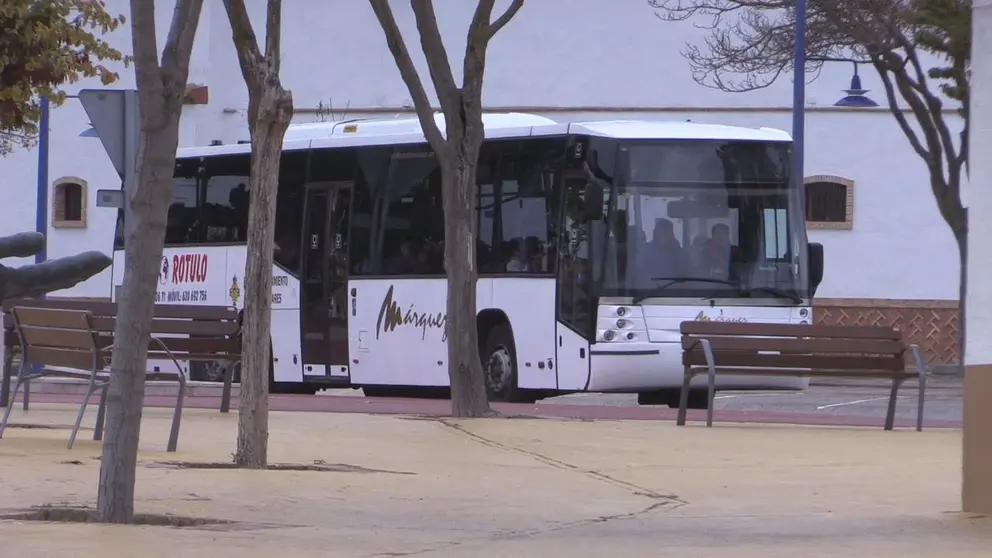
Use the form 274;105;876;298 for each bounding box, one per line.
792;0;806;197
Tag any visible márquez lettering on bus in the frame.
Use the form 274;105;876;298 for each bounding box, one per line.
172;253;208;283
693;310;747;323
376;285;446;342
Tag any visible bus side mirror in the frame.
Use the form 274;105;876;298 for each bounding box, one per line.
583;183;605;221
808;242;824;297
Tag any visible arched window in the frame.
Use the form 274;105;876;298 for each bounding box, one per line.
52;177;88;228
804;175;854;230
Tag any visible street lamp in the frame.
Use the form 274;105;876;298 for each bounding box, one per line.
791;3;877;190
833;62;879;107
792;0;807;197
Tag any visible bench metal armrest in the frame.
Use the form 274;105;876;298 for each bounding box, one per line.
101;336;187;383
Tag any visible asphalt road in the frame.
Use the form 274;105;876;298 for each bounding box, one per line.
538;376;962;424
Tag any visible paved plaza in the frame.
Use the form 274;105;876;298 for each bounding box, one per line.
0;402;989;557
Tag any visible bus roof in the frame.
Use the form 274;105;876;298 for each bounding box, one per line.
177;113;791;158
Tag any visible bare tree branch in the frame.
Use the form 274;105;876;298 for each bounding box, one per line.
222;0;263;86
463;0;497;102
265;0;282;73
368;0;448;152
410;0;462;116
160;0;206;89
488;0;525;38
872;57;931;163
129;0;163;95
648;0;968;220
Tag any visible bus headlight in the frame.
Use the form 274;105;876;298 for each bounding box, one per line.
616;319;629;329
603;330;616;341
617;307;628;317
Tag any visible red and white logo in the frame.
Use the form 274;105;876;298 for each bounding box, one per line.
172;254;208;284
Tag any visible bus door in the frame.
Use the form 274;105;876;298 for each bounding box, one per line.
301;182;352;379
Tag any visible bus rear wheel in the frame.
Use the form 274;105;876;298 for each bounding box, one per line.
483;323;522;403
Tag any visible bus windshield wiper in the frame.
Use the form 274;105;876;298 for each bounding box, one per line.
632;277;740;304
741;285;802;304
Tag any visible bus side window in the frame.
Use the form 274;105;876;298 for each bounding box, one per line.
351;145;443;277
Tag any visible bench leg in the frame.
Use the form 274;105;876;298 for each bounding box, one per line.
0;372;27;439
883;378;904;431
21;377;29;411
916;374;927;432
0;349;13;408
93;386;108;442
167;375;187;452
706;362;717;428
910;345;928;432
676;367;693;426
219;361;236;414
68;382;103;450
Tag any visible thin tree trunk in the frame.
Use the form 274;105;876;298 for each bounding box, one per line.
957;208;968;369
235;99;290;468
443;154;491;417
223;0;293;469
97;0;203;524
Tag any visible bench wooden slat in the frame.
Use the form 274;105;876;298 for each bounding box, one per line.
88;317;239;337
682;350;905;371
149;337;241;354
12;307;91;331
2;299;238;320
23;346;100;370
680;336;906;355
679;321;902;340
17;326;96;351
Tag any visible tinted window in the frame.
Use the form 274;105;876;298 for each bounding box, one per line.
626;141;789;184
167;157;202;245
274;150;309;275
202;154;251;243
477;138;565;275
350;145;443;276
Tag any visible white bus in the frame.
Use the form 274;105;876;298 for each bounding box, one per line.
108;113;824;408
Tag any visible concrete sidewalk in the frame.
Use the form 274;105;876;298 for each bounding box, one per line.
0;404;989;557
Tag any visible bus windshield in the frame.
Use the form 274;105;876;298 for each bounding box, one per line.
595;140;807;302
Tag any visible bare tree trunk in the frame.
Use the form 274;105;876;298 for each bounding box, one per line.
223;0;293;468
235;104;291;468
97;0;203;524
957;208;968;369
443;154;491;417
369;0;523;418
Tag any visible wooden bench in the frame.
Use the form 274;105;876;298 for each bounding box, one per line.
677;321;928;431
0;300;241;451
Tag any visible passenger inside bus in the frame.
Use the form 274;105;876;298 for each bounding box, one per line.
698;222;742;279
638;218;687;282
229;183;249;240
388;240;431;275
504;236;545;273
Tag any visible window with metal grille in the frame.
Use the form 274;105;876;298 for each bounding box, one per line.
803;176;853;229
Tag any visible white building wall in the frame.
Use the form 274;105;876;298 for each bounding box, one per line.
0;0;961;304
